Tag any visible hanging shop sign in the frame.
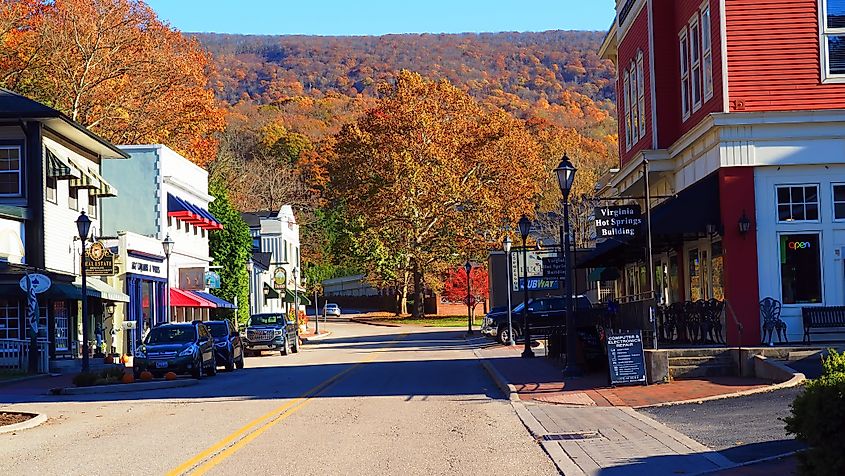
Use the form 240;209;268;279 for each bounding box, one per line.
179;267;205;291
19;273;51;294
84;241;117;276
512;249;561;291
204;271;221;289
273;267;287;290
542;256;566;278
606;331;647;386
594;205;643;239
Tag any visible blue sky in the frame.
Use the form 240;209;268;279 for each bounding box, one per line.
144;0;617;36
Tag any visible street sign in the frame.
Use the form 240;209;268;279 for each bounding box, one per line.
594;205;643;239
606;331;647;386
542;257;566;277
19;273;51;294
84;241;117;276
517;277;560;291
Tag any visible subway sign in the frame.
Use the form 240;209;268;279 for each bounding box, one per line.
517;277;560;291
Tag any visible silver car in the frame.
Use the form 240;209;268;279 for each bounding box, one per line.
324;303;341;317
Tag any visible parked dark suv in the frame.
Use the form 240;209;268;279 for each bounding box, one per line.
243;313;300;356
205;319;245;371
482;296;594;345
134;322;216;378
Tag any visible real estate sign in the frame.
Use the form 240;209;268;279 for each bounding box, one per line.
84;241;117;276
594;205;643;239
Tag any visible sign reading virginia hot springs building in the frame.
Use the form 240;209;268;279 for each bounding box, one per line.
594;205;643;239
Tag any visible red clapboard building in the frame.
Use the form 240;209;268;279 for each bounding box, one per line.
589;0;845;346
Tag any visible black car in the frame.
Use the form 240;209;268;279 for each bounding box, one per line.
205;319;245;371
243;313;299;356
134;322;216;378
483;296;594;345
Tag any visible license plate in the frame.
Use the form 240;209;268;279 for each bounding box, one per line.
155;361;168;369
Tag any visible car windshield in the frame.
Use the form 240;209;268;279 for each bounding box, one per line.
325;304;338;309
206;322;229;338
250;314;285;326
146;326;195;345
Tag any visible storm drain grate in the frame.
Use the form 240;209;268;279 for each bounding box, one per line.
541;431;601;441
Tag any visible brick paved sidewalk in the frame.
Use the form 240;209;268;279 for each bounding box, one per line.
477;344;775;407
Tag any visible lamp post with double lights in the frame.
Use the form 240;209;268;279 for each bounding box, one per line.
75;211;92;372
503;236;515;346
518;215;534;358
162;234;174;322
554;154;581;377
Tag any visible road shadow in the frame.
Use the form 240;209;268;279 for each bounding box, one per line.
1;329;508;405
594;440;803;475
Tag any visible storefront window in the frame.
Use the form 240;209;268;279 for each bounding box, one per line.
780;233;823;304
668;255;680;303
834;184;845;220
54;301;69;351
141;281;153;332
711;241;725;300
776;185;819;222
0;300;19;339
688;249;701;301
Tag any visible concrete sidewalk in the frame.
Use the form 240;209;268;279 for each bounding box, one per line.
520;402;733;475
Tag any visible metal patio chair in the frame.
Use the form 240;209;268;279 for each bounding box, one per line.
760;297;787;346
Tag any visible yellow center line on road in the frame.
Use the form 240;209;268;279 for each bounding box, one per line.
167;333;409;476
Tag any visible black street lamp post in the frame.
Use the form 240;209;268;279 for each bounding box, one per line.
464;261;473;336
75;211;92;373
162;234;174;323
555;154;581;377
502;236;515;346
518;215;534;358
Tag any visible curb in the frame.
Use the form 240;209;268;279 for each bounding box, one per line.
0;412;48;434
472;349;520;402
301;331;333;343
349;318;402;328
696;451;801;475
52;378;198;395
634;362;806;409
0;373;56;388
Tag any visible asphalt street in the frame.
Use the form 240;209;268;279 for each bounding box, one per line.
0;321;556;476
640;387;805;463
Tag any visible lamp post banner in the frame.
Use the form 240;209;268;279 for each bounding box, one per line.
594;205;643;239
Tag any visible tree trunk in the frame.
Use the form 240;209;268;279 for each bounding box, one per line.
411;258;425;319
399;272;409;315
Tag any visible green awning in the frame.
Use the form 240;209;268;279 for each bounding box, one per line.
68;157;101;190
588;267;620;282
283;289;311;305
46;147;81;180
263;283;280;299
73;278;130;302
588;267;605;282
87;166;118;197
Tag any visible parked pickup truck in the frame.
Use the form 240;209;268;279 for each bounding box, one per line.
242;313;300;356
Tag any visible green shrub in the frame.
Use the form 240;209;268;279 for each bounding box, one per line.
72;372;100;387
821;349;845;376
784;351;845;476
101;366;125;381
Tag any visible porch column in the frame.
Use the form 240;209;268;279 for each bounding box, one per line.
719;167;761;345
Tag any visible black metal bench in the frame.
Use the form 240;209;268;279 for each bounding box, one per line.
802;306;845;343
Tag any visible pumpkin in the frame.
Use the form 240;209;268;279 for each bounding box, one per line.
121;373;135;384
164;372;177;381
119;354;127;364
139;370;153;381
103;356;114;364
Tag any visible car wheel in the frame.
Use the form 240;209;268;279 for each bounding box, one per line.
236;352;245;369
497;326;512;345
281;337;289;356
225;350;235;372
192;358;202;379
292;334;300;353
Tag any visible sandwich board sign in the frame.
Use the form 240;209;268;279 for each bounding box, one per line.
606;330;647;386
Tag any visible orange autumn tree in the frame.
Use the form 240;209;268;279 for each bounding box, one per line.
330;71;545;318
0;0;223;166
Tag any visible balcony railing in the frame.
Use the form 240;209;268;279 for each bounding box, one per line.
0;339;50;373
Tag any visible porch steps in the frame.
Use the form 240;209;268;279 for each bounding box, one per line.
667;350;735;380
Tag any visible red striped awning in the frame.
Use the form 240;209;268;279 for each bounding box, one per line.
170;288;215;308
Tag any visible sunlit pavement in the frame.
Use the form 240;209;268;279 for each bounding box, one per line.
0;321;556;476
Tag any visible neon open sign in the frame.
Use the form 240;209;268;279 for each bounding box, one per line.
788;241;812;250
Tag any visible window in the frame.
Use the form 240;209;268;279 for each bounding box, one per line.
168;216;173;227
679;29;691;119
194;225;198;236
701;3;714;100
46;176;57;204
822;0;845;78
0;299;19;340
636;52;646;138
776;185;820;222
68;187;78;211
623;70;632;150
690;16;703;111
176;219;181;230
630;62;639;141
252;236;260;252
88;194;97;218
688;248;701;301
0;146;22;197
834;184;845;219
780;233;823;304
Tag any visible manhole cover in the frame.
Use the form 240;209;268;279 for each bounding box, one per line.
541;432;601;441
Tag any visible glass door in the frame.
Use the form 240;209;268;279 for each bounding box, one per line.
54;302;69;352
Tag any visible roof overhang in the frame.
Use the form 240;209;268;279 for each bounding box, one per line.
599;20;618;61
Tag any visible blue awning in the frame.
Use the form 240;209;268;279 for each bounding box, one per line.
192;291;236;309
167;193;222;230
